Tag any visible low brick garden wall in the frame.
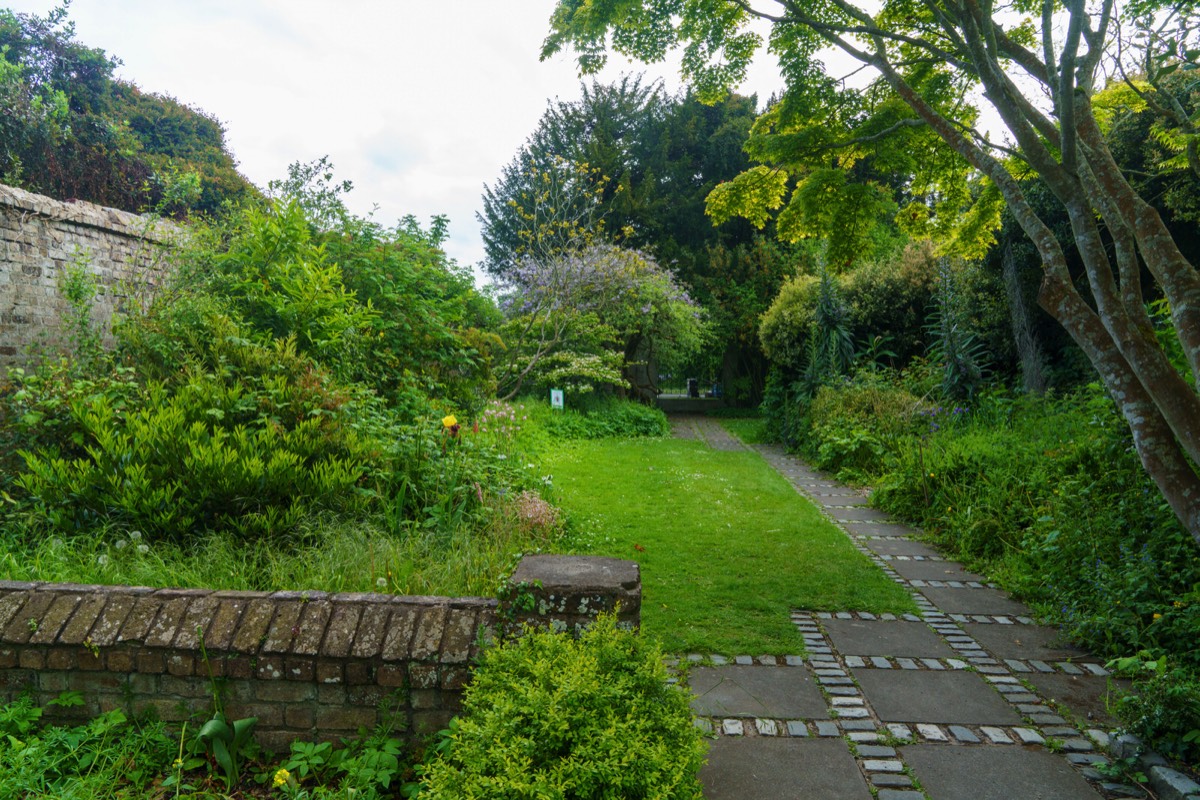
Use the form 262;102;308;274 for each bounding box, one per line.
0;555;639;752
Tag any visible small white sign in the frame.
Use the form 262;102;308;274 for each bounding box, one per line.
550;389;564;410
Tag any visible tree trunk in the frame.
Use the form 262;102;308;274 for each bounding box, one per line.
1001;243;1047;396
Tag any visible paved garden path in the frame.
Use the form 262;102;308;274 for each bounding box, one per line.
668;414;1142;800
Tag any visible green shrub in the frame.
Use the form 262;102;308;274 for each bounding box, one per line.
867;385;1200;673
758;274;818;370
13;371;371;539
524;395;670;440
1109;652;1200;764
804;379;928;479
841;242;936;365
420;613;706;800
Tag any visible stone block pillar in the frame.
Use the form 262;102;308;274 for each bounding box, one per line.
503;555;641;635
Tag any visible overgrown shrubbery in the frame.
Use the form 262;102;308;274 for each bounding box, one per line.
801;378;928;480
0;171;568;595
420;613;706;799
0;693;425;798
0;699;174;800
525;393;671;441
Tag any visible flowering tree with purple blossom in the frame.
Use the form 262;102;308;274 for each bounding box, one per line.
496;242;705;400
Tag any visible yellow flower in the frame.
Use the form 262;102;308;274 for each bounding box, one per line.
273;768;291;788
1153;613;1162;620
442;415;458;428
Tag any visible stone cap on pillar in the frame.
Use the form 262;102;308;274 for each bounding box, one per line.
505;555;641;635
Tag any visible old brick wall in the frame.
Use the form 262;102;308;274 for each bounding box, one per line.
0;556;640;752
0;184;180;366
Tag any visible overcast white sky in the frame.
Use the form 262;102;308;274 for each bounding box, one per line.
5;1;784;284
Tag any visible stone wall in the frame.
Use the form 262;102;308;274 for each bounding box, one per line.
0;555;639;752
0;184;180;366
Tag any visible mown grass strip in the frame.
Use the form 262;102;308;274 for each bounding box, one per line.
544;438;915;654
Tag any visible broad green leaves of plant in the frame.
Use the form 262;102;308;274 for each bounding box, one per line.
705;165;788;229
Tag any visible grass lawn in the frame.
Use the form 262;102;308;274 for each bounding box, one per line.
543;437;915;654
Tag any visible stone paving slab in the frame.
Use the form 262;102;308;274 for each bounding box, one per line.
860;538;944;558
963;622;1088;662
1025;672;1130;727
902;744;1105;799
842;522;918;537
700;738;873;800
887;559;985;583
918;586;1029;616
690;666;829;719
823;619;957;659
854;669;1023;725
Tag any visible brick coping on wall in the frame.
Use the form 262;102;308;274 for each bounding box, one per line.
0;555;639;751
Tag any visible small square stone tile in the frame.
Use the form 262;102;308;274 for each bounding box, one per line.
1013;727;1044;744
841;720;877;731
857;745;897;757
816;721;840;737
981;726;1012;744
949;725;980;743
835;707;870;719
787;720;809;737
917;723;947;741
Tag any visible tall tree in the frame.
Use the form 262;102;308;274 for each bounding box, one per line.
479;76;759;278
543;0;1200;544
